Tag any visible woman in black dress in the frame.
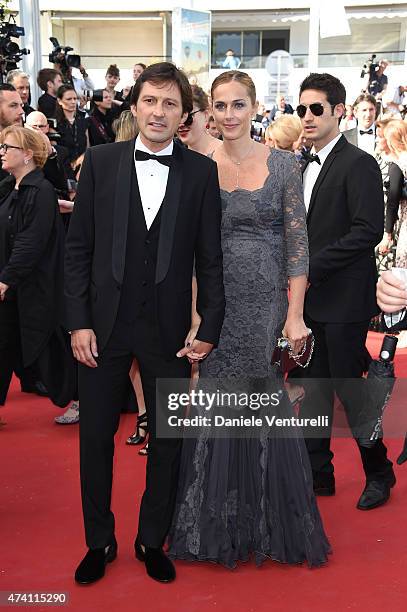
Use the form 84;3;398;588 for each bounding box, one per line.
88;89;115;146
0;126;72;409
56;84;89;166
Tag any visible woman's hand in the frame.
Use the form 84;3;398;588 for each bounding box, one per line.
0;282;9;301
184;320;201;349
282;316;310;355
377;233;393;255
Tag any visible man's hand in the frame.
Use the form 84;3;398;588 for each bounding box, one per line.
71;329;98;368
58;199;74;213
176;339;214;364
377;270;407;313
0;282;9;301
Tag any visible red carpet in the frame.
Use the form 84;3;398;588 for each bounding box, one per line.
1;332;406;612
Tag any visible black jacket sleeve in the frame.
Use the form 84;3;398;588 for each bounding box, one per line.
194;161;225;345
64;148;95;331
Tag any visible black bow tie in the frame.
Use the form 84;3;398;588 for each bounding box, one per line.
302;150;321;165
359;129;374;135
135;150;172;166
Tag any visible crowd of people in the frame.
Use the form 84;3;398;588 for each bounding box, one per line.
0;60;147;425
1;53;407;586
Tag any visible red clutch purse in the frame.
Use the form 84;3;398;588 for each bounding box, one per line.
271;333;314;375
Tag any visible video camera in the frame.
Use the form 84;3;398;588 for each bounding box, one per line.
360;54;379;82
0;9;29;79
48;37;81;81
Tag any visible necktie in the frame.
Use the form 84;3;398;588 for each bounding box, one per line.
135;150;172;167
359;129;374;135
302;150;321;165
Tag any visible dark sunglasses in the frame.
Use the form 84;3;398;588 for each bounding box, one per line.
184;109;204;127
0;143;23;153
296;103;335;118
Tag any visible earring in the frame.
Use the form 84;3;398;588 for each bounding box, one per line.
24;159;29;165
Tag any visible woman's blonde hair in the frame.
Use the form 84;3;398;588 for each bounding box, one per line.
113;110;138;142
0;125;48;168
211;70;256;105
382;119;407;157
265;115;303;151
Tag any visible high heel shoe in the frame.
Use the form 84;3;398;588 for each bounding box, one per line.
126;412;148;445
138;442;149;456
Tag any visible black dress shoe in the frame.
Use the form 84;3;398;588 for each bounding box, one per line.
356;473;396;511
75;538;117;584
135;537;175;583
20;380;49;397
313;472;335;496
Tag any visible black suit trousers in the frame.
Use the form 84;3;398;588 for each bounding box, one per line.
78;314;191;550
298;316;393;481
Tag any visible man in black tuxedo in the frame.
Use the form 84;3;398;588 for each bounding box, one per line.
297;73;395;509
343;93;377;156
65;63;225;584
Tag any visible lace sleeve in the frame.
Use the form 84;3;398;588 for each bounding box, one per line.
282;153;309;277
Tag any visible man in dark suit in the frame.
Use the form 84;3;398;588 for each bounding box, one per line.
296;73;395;509
343;93;377;156
65;63;225;584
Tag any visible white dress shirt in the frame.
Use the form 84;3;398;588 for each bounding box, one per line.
357;123;376;156
134;135;173;230
303;134;342;212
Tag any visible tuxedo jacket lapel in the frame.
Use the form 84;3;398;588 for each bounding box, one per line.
112;138;135;284
307;135;346;219
155;141;183;284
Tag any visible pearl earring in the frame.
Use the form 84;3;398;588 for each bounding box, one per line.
24;159;29;165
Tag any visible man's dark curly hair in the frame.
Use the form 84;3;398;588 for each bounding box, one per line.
299;73;346;108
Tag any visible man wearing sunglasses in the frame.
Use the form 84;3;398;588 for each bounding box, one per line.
296;73;395;510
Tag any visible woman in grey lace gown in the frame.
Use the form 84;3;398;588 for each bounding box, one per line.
168;71;331;568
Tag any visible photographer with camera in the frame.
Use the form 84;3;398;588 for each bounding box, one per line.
88;89;115;147
37;68;63;118
6;70;34;116
69;64;94;108
364;57;388;100
0;10;29;85
55;84;89;166
48;37;94;107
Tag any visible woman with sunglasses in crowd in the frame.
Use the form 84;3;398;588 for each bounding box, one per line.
0;126;69;410
56;84;89;167
177;85;222;156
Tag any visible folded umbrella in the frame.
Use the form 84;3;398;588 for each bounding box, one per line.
357;335;398;448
